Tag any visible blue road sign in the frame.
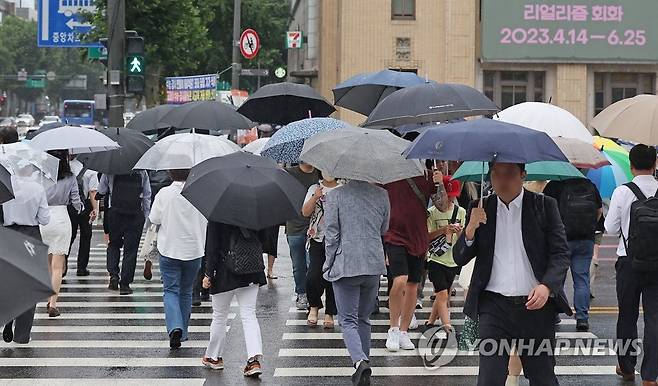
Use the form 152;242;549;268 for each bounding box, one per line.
37;0;101;47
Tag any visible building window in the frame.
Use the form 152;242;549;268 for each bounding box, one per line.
395;37;411;61
392;0;415;20
595;73;655;116
483;71;545;110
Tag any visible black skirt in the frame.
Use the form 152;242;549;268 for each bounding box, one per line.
261;225;280;256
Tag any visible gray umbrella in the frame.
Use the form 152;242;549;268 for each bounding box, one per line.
364;82;499;128
126;105;177;134
0;226;53;325
299;126;425;184
158;101;254;131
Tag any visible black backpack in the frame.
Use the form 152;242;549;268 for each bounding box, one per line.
558;179;600;240
111;173;144;214
76;167;88;201
225;227;264;275
622;182;658;272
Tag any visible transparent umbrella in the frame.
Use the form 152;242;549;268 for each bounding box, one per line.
134;133;241;170
0;142;59;189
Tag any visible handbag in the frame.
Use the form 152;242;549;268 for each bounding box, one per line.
428;205;459;256
139;222;159;262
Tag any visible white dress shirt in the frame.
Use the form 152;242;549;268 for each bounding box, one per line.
485;189;539;296
605;174;658;257
148;181;207;260
2;176;50;226
70;159;99;199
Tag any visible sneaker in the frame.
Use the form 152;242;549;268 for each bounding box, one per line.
399;331;415;350
143;260;153;280
243;358;262;377
3;322;13;343
76;269;90;277
409;314;419;330
296;294;309;310
352;360;372;386
576;319;589;332
108;279;119;291
169;328;182;349
385;328;400;352
201;356;224;370
415;299;423;310
119;285;133;295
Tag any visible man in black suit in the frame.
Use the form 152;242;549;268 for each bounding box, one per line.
454;162;572;386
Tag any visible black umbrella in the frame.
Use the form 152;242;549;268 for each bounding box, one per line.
126;105;177;135
0;226;53;325
237;82;336;125
0;164;14;204
76;128;154;175
158;101;254;131
364;82;499;128
24;122;66;140
181;152;306;230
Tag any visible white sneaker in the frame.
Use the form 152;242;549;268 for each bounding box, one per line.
409;314;419;330
399;331;415;350
386;328;400;352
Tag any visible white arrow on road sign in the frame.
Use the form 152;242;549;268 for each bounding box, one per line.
130;58;142;73
66;18;92;30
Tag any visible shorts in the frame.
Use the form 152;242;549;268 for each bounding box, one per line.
385;243;423;283
427;261;460;293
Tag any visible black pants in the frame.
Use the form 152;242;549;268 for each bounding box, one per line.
193;255;209;301
616;256;658;381
477;291;559;386
306;239;337;315
106;209;144;286
68;201;92;272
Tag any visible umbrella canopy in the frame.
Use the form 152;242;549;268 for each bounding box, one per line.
495;102;593;143
0;164;14;204
0;226;53;325
364;82;499;128
395;119;466;135
158;101;254;131
586;136;632;200
261;118;347;163
591;94;658;145
237;82;336;125
552;137;610;169
299;126;425;184
332;70;427;116
0;142;59;189
243;138;270;155
134;133;241;170
126;105;177;134
28;126;120;154
181;152;306;230
76;128;154;175
25;121;66;140
404;119;568;164
454;161;584;182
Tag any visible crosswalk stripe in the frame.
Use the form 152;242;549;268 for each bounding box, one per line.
29;326;226;333
289;307;465;313
0;358;206;367
281;331;597;340
36;302;211;307
1;379;205;385
59;284;163;288
4;340;212;348
277;347;616;357
33;313;228;320
284;318;578;326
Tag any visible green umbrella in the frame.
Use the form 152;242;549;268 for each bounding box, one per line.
453;161;584;182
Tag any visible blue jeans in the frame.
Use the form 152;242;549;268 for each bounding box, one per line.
287;235;310;295
569;240;594;321
159;255;201;340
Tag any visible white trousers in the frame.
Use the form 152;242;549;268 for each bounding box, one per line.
205;284;263;361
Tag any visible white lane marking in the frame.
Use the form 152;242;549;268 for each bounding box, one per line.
30;326;227;333
1;380;205;385
5;340;215;348
281;331;596;340
33;313;231;320
277;347;616;357
284;318;577;326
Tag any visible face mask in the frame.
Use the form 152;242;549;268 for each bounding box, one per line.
322;171;335;182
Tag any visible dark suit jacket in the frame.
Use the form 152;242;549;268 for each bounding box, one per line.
453;189;573;319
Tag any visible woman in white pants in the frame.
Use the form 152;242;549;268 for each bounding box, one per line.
202;221;267;377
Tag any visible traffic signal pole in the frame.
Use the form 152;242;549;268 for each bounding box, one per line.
231;0;241;90
107;0;125;128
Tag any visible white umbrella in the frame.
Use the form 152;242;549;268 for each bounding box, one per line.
552;137;609;169
495;102;593;143
243;138;270;155
591;94;658;145
0;142;59;189
28;126;120;154
134;133;241;170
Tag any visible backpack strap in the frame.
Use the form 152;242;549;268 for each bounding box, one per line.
449;204;459;224
624;182;647;201
406;178;428;209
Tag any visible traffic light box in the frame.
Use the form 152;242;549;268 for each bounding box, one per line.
126;35;145;94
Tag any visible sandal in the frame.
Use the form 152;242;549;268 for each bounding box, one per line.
307;308;318;327
266;273;278;280
323;316;335;329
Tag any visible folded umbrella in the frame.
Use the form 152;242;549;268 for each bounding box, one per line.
0;164;13;204
591;94;658;145
243;138;270;155
181;152;306;230
552;137;609;169
0;226;53;325
454;161;584;182
158;101;254;131
261;118;347;163
299;126;425;184
237;82;336;125
495;102;593;144
24;121;66;140
134;133;241;170
28;126;120;154
0;142;59;189
332;70;427;116
126;105;177;134
364;82;499;128
76;128;154;175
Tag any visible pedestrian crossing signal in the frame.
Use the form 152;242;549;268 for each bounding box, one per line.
126;55;144;75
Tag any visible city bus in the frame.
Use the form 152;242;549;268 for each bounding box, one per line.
61;100;95;127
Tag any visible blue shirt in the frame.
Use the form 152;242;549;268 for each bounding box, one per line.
97;172;152;218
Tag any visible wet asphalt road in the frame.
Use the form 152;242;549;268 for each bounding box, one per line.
0;228;648;385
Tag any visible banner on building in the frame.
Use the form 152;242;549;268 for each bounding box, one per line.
481;0;658;62
165;74;217;104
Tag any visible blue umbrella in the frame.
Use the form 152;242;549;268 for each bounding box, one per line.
332;70;428;116
260;117;347;163
403;119;568;164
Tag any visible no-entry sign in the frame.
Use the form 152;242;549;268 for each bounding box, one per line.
240;29;261;60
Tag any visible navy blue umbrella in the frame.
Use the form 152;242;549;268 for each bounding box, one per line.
403;119;568;164
332;70;428;116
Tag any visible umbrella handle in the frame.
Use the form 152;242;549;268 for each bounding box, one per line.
479;161;485;208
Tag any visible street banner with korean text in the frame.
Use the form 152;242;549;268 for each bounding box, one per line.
165;74;217;104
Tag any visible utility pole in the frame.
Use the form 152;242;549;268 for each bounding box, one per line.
231;0;241;90
107;0;125;128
